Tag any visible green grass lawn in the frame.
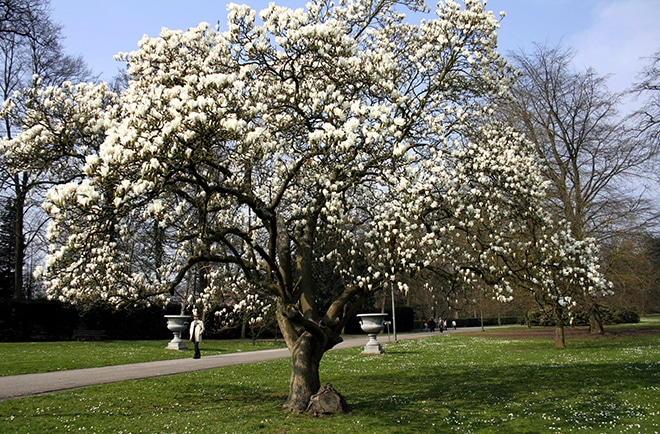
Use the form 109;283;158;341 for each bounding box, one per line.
0;339;287;376
0;320;659;433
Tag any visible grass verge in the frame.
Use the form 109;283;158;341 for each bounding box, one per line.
0;339;287;376
0;319;659;433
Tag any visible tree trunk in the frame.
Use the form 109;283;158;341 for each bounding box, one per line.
276;303;340;412
285;331;325;412
588;301;605;335
12;181;24;300
554;324;566;348
553;303;566;348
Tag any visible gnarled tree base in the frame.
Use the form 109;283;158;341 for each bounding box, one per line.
276;302;348;412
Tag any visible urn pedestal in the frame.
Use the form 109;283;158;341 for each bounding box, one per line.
357;313;387;354
165;315;191;350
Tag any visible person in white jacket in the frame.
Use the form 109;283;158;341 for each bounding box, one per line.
189;314;204;359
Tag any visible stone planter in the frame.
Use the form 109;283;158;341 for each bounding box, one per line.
357;313;387;354
165;315;191;350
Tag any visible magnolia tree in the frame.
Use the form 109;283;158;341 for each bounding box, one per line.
1;0;608;411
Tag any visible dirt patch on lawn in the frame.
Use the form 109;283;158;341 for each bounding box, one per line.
462;327;660;340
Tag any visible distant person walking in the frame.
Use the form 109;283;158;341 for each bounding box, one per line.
452;320;457;330
189;314;205;359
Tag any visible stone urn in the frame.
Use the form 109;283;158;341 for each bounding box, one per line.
165;315;191;350
357;313;387;354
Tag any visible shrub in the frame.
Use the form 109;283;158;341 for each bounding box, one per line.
0;298;77;341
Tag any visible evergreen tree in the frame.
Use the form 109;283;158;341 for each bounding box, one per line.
0;197;16;298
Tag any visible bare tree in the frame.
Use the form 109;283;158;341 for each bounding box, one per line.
0;0;44;41
632;50;660;147
0;0;94;299
505;44;659;333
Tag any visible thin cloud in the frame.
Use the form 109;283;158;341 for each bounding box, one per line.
570;0;660;92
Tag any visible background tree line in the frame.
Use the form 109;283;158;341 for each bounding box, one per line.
0;0;658;335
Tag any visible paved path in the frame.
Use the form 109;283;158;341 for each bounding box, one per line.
0;328;485;401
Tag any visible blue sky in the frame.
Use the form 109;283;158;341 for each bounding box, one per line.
50;0;659;94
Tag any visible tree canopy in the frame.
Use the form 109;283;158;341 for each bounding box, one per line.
1;0;609;411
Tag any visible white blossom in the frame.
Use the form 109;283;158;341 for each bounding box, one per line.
0;0;609;347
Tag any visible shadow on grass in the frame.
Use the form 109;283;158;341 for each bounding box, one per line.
342;360;659;432
378;349;421;356
138;343;660;433
145;331;660;432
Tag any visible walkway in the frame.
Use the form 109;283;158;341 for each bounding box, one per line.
0;328;483;401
